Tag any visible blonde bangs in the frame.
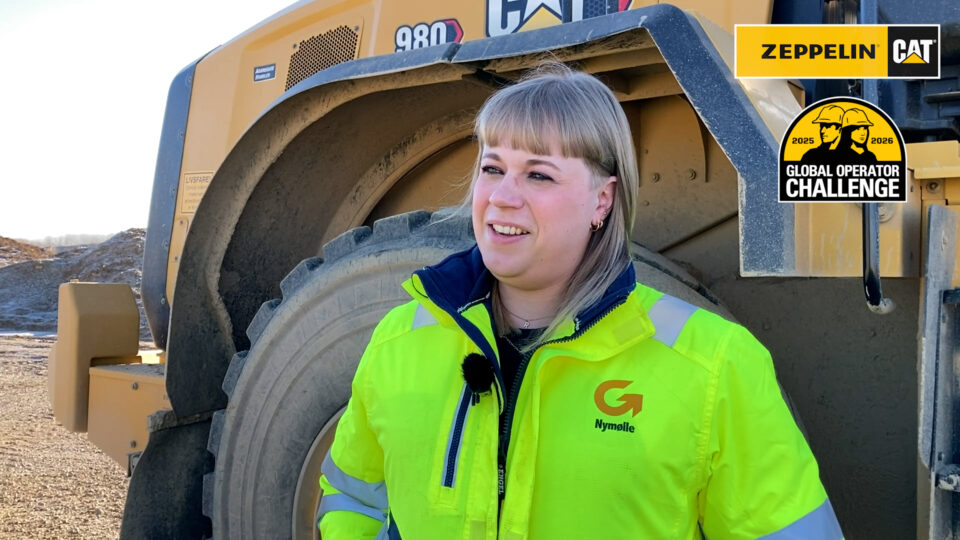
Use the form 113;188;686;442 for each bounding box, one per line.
475;76;612;180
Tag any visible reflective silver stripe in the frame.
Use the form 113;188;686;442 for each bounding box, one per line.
648;294;698;347
317;493;386;523
412;304;438;330
757;498;843;540
441;384;472;487
320;451;388;510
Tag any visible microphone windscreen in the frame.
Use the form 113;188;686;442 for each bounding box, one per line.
462;353;494;394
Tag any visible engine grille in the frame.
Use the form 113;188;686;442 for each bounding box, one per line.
286;25;359;91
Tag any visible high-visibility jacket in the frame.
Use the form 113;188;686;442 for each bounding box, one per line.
318;246;843;540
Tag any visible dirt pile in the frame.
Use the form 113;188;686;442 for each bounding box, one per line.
0;236;53;268
0;229;149;340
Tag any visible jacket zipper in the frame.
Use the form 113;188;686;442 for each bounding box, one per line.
442;384;473;488
496;297;628;521
497;349;532;507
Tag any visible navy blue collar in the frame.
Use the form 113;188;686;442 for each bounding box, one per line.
414;244;636;333
414;245;635;409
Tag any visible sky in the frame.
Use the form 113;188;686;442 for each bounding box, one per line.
0;0;294;240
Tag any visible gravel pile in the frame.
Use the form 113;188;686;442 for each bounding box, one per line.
0;229;149;340
0;237;53;268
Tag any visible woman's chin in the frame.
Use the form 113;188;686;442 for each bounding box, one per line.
479;253;526;280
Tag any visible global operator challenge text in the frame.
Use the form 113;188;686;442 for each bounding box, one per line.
783;163;902;199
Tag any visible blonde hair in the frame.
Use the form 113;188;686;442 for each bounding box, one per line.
464;63;639;351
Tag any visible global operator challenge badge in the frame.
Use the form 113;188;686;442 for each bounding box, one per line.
779;97;906;203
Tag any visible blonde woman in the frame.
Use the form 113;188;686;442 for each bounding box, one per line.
318;65;842;539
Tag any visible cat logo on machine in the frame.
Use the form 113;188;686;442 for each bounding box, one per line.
394;19;463;52
487;0;631;37
779;97;906;203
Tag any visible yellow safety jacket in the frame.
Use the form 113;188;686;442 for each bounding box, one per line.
319;246;843;539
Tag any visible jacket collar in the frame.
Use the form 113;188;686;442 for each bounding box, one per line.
413;245;495;316
410;244;640;341
402;246;655;410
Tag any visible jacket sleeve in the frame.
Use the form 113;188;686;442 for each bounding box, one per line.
318;344;388;539
699;325;844;540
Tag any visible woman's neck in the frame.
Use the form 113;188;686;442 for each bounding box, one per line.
497;280;565;330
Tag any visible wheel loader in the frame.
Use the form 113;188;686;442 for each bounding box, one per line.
46;0;960;537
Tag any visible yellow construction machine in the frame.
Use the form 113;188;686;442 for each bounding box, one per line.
47;0;960;537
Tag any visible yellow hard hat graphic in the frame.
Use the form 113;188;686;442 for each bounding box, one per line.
841;108;874;128
812;104;844;124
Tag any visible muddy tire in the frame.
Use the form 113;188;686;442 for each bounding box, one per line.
203;210;473;539
203;208;725;539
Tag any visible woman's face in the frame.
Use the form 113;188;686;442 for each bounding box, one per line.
472;142;615;293
852;126;868;144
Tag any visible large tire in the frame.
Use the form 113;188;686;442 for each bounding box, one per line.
205;209;726;539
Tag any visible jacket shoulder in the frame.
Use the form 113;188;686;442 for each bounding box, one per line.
366;300;420;348
366;298;447;350
633;282;755;375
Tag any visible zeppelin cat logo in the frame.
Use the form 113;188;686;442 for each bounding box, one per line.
736;24;939;78
486;0;631;37
779;97;906;203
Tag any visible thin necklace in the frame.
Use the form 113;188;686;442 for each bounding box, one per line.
500;302;553;330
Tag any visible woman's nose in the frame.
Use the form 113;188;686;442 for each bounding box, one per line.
488;174;523;207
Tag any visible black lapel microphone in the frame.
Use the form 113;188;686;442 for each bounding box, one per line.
461;353;494;405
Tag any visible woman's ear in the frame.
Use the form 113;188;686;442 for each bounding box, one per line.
595;175;617;221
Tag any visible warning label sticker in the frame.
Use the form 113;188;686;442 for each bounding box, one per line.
179;172;213;214
254;64;276;82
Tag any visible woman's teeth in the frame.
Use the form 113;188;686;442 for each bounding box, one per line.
492;224;528;236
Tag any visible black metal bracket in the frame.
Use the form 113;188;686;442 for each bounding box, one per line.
862;202;895;314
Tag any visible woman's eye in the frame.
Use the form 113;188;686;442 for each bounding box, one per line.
481;165;503;175
529;171;554;182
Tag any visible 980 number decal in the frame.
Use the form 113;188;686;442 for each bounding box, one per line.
395;19;463;52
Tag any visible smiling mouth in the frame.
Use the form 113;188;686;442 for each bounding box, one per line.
490;224;529;236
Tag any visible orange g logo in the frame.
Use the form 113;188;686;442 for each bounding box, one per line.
594;380;643;417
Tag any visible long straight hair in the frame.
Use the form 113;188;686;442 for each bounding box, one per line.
463;63;639;351
838;125;870;152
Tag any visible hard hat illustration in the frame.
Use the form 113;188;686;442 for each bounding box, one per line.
811;105;844;124
841;108;874;128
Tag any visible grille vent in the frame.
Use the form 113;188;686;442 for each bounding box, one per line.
286;25;359;91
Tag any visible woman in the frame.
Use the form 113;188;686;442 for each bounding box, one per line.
318;65;842;539
834;108;878;164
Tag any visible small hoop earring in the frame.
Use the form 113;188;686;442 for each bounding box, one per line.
590;219;603;232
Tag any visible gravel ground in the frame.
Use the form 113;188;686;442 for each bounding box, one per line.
0;335;127;539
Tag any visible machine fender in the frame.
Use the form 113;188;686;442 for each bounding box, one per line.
142;58;201;349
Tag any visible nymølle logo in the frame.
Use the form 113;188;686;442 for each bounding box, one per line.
779;97;906;203
593;380;643;416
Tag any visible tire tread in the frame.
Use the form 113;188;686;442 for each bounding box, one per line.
203;210;471;536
